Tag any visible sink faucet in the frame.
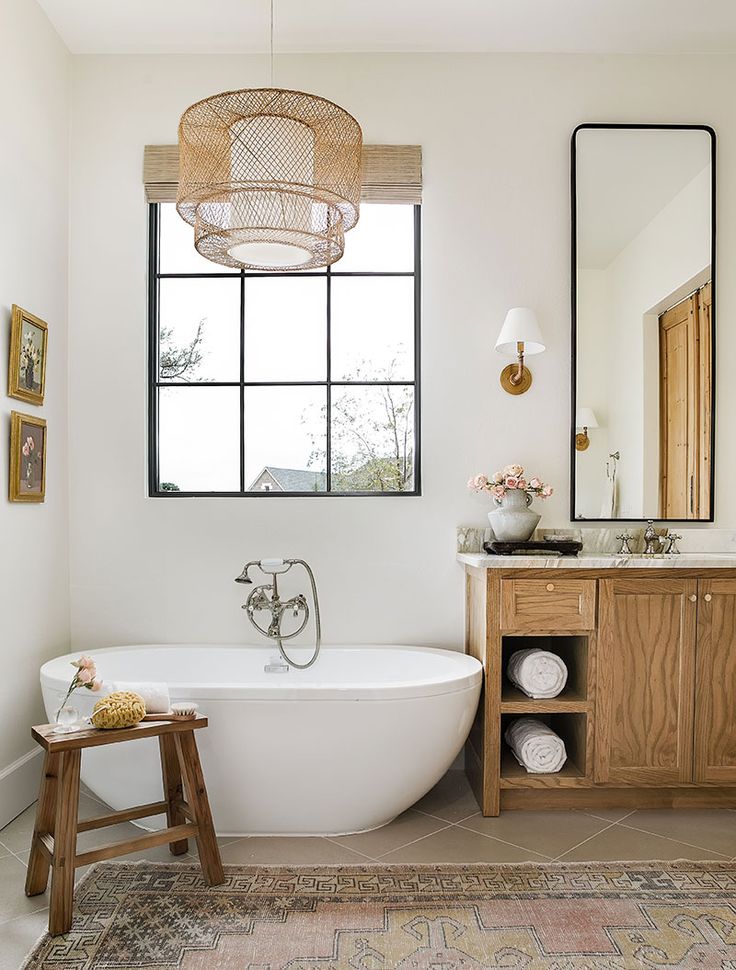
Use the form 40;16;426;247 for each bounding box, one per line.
643;520;661;555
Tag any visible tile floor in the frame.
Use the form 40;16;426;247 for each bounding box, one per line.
0;770;734;968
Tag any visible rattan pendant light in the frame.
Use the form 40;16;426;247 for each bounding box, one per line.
176;2;362;271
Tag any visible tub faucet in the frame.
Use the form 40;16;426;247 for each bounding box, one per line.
234;558;321;671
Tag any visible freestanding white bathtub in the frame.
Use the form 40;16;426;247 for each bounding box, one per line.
40;644;481;836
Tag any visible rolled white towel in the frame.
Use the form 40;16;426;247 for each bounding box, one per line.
107;681;171;714
507;648;568;699
505;717;567;773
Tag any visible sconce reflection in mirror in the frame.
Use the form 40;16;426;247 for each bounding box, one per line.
575;407;599;451
495;307;546;395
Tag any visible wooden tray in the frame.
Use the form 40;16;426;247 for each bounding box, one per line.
484;540;583;557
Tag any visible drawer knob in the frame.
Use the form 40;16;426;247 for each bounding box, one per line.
689;594;697;602
546;583;555;592
704;593;713;602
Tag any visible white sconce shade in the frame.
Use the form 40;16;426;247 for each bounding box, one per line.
495;307;546;357
575;406;598;452
576;407;599;430
495;307;545;395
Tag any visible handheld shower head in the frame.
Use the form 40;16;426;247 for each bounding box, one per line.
234;563;255;584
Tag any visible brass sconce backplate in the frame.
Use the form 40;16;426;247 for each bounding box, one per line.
500;363;532;395
575;431;590;451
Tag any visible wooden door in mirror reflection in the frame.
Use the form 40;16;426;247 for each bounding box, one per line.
659;281;711;519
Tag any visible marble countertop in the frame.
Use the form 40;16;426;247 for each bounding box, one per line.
457;552;736;569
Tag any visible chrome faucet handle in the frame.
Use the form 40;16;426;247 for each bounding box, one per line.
664;532;683;555
615;532;633;555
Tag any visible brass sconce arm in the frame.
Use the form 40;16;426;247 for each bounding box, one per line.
510;341;526;385
500;341;533;394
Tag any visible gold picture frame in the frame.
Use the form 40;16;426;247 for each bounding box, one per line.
8;305;48;406
9;411;46;503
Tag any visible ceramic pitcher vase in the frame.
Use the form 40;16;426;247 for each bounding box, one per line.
488;489;541;542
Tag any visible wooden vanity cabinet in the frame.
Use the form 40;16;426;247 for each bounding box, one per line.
464;566;736;816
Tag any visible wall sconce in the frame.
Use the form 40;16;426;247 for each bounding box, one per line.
575;407;599;451
495;307;545;395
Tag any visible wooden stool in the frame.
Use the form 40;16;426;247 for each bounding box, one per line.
25;715;224;936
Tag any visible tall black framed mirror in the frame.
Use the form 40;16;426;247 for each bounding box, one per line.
571;124;716;521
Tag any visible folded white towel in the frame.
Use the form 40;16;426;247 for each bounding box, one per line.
505;717;567;773
107;681;170;714
507;648;568;699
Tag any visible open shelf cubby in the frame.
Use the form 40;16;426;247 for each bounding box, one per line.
500;711;591;788
501;634;591;713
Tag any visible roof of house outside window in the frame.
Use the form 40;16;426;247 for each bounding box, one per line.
248;467;327;492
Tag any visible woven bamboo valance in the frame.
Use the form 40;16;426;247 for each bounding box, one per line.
143;144;422;205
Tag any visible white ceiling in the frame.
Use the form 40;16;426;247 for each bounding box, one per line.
35;0;736;54
576;128;711;269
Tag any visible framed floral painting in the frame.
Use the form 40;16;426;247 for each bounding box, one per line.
8;305;48;406
9;411;46;502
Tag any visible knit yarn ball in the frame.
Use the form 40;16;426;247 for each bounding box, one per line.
91;691;146;729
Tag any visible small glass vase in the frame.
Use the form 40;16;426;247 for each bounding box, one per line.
53;705;83;734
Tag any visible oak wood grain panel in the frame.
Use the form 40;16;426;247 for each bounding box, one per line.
659;295;696;518
465;569;487;666
483;571;503;816
500;754;590;788
500;690;590;714
694;578;736;784
464;569;487;815
501;786;736;812
498;569;736;581
501;579;596;631
697;282;712;516
595;577;696;786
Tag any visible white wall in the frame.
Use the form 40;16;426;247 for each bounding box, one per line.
575;268;610;519
67;52;736;652
0;0;70;818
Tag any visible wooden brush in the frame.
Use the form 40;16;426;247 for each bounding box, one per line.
140;702;199;722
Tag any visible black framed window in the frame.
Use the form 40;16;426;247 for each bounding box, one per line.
148;203;421;496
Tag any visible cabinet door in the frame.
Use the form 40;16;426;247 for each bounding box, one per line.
595;578;697;785
694;579;736;784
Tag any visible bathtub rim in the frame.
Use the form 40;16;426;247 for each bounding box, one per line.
41;643;482;702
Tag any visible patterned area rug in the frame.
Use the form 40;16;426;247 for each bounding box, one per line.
22;860;736;969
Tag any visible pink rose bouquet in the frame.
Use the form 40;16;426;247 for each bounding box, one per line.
467;464;553;500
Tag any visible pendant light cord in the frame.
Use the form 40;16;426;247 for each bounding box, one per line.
269;0;275;86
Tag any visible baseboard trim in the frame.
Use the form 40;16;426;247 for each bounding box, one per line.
0;748;42;829
499;785;736;812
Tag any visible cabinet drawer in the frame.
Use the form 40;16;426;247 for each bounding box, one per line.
501;579;596;631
